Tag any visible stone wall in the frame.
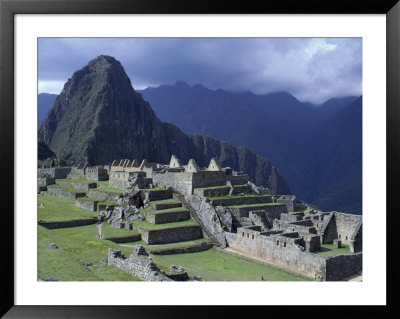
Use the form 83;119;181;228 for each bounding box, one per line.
75;198;98;212
273;219;317;235
137;225;203;244
37;177;55;192
150;170;193;195
38;167;71;179
104;234;142;243
325;253;362;281
150;243;213;255
109;171;130;190
89;189;122;202
56;180;97;191
46;186;86;200
145;211;190;224
210;195;272;207
334;212;362;244
86;167;108;181
38;218;97;229
145;189;173;202
107;248;166;281
229;203;287;218
225;231;326;279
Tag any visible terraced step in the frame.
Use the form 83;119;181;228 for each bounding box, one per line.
193;184;250;197
101;223;142;243
55;178;98;191
88;188;123;202
150;198;182;211
144;207;190;224
142;188;173;201
75;197;117;212
227;203;287;218
47;185;87;200
210;195;272;207
131;219;203;244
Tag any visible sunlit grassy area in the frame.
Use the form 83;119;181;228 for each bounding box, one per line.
132;219;198;230
101;222;141;239
145;207;188;215
38;195;98;222
150;247;311;281
146;238;212;253
96;186;124;193
150;198;181;205
38;224;140;281
315;243;352;257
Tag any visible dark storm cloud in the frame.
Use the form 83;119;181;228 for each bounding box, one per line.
38;38;362;104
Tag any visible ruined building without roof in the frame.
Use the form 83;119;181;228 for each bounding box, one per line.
38;154;362;281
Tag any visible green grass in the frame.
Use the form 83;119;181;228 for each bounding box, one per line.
150;198;181;205
38;195;97;222
47;184;86;193
146;238;212;253
150;247;310;281
132;219;199;230
101;222;141;239
95;187;124;193
210;194;270;200
79;197;117;206
227;202;284;208
38;224;141;281
140;187;161;191
315;243;352;257
57;178;97;183
145;207;188;215
96;180;109;186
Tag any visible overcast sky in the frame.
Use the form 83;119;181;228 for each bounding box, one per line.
38;38;362;104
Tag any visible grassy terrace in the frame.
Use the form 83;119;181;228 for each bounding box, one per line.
227;202;284;208
315;243;352;257
101;222;141;239
38;224;140;281
144;207;188;215
47;184;86;193
140;186;162;191
150;247;310;281
57;178;97;183
96;180;109;187
79;197;117;206
95;186;124;193
146;238;212;253
210;194;269;200
150;198;181;205
132;219;198;230
38;195;97;222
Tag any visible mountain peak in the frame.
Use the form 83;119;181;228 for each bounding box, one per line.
174;80;190;88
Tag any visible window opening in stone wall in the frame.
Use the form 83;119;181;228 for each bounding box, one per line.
252;235;254;239
339;234;341;238
346;236;348;240
242;232;245;236
247;233;249;238
284;242;286;247
277;240;279;245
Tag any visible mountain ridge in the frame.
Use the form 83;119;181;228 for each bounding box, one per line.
38;55;291;195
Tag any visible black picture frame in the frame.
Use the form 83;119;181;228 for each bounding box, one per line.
1;0;398;317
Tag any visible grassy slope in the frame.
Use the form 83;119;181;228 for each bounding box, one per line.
151;248;309;281
38;224;140;281
38;195;98;222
